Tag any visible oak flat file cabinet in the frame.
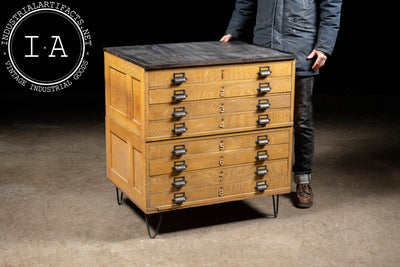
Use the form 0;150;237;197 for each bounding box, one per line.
104;41;295;238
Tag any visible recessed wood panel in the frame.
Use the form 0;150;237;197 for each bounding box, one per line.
110;133;129;183
109;68;130;116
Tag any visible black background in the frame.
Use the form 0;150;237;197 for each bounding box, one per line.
0;0;396;118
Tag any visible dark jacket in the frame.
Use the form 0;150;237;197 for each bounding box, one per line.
226;0;342;76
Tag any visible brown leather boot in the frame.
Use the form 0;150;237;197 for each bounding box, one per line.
296;184;314;208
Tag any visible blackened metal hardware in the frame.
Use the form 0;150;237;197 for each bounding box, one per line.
116;186;163;239
172;144;187;156
171;176;187;187
116;187;124;205
256;135;269;146
172;122;187;135
257;99;271;110
172;192;187;204
172;160;187;172
272;195;279;218
257;114;270;125
257;83;271;94
257;66;272;77
171;107;187;118
172;90;187;101
254;180;268;192
255;150;269;161
255;165;268;176
171;72;187;84
144;213;163;239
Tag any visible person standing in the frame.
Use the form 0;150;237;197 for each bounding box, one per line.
221;0;342;208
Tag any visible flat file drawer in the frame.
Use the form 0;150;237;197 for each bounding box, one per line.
148;109;292;139
149;143;289;176
149;159;289;193
147;61;292;88
149;174;290;209
148;78;291;104
149;128;290;160
149;93;291;121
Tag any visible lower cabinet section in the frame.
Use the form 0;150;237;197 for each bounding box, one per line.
106;116;292;214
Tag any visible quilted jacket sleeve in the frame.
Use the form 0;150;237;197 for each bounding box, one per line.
314;0;342;55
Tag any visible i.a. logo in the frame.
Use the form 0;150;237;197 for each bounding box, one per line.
1;2;92;92
25;35;68;58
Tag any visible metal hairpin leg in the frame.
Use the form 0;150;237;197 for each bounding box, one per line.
116;187;124;205
272;195;279;218
144;213;163;239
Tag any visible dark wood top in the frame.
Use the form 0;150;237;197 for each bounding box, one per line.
104;41;294;70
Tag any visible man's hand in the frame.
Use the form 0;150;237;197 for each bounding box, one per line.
307;50;328;71
220;34;234;43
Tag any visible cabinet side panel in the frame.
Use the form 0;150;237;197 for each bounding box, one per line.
105;106;146;211
104;52;145;140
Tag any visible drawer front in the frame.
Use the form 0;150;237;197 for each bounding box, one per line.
148;109;291;139
147;61;292;88
149;174;290;209
148;78;291;104
150;159;289;193
149;128;290;160
149;94;291;121
149;143;289;176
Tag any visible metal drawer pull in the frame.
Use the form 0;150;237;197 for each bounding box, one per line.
171;72;187;84
172;89;187;101
172;192;187;204
172;160;187;172
255;150;269;161
171;176;187;187
257;83;271;94
254;180;268;192
257;114;270;126
257;99;270;110
171;107;187;118
172;145;187;156
255;165;268;176
172;122;187;135
256;135;269;146
257;66;272;77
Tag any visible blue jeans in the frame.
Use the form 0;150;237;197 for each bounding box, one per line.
293;76;314;183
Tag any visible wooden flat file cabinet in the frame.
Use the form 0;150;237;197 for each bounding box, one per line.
104;41;295;220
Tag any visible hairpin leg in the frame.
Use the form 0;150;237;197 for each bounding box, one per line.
272;195;279;218
144;213;163;239
116;187;124;205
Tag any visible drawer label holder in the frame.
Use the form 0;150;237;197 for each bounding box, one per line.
172;160;187;172
172;192;187;204
255;150;269;161
257;99;271;110
254;180;268;192
172;89;187;101
257;114;270;126
171;107;187;118
171;72;187;84
256;135;269;146
255;165;268;176
171;144;187;156
257;83;271;94
172;122;188;135
171;176;187;188
257;66;272;77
